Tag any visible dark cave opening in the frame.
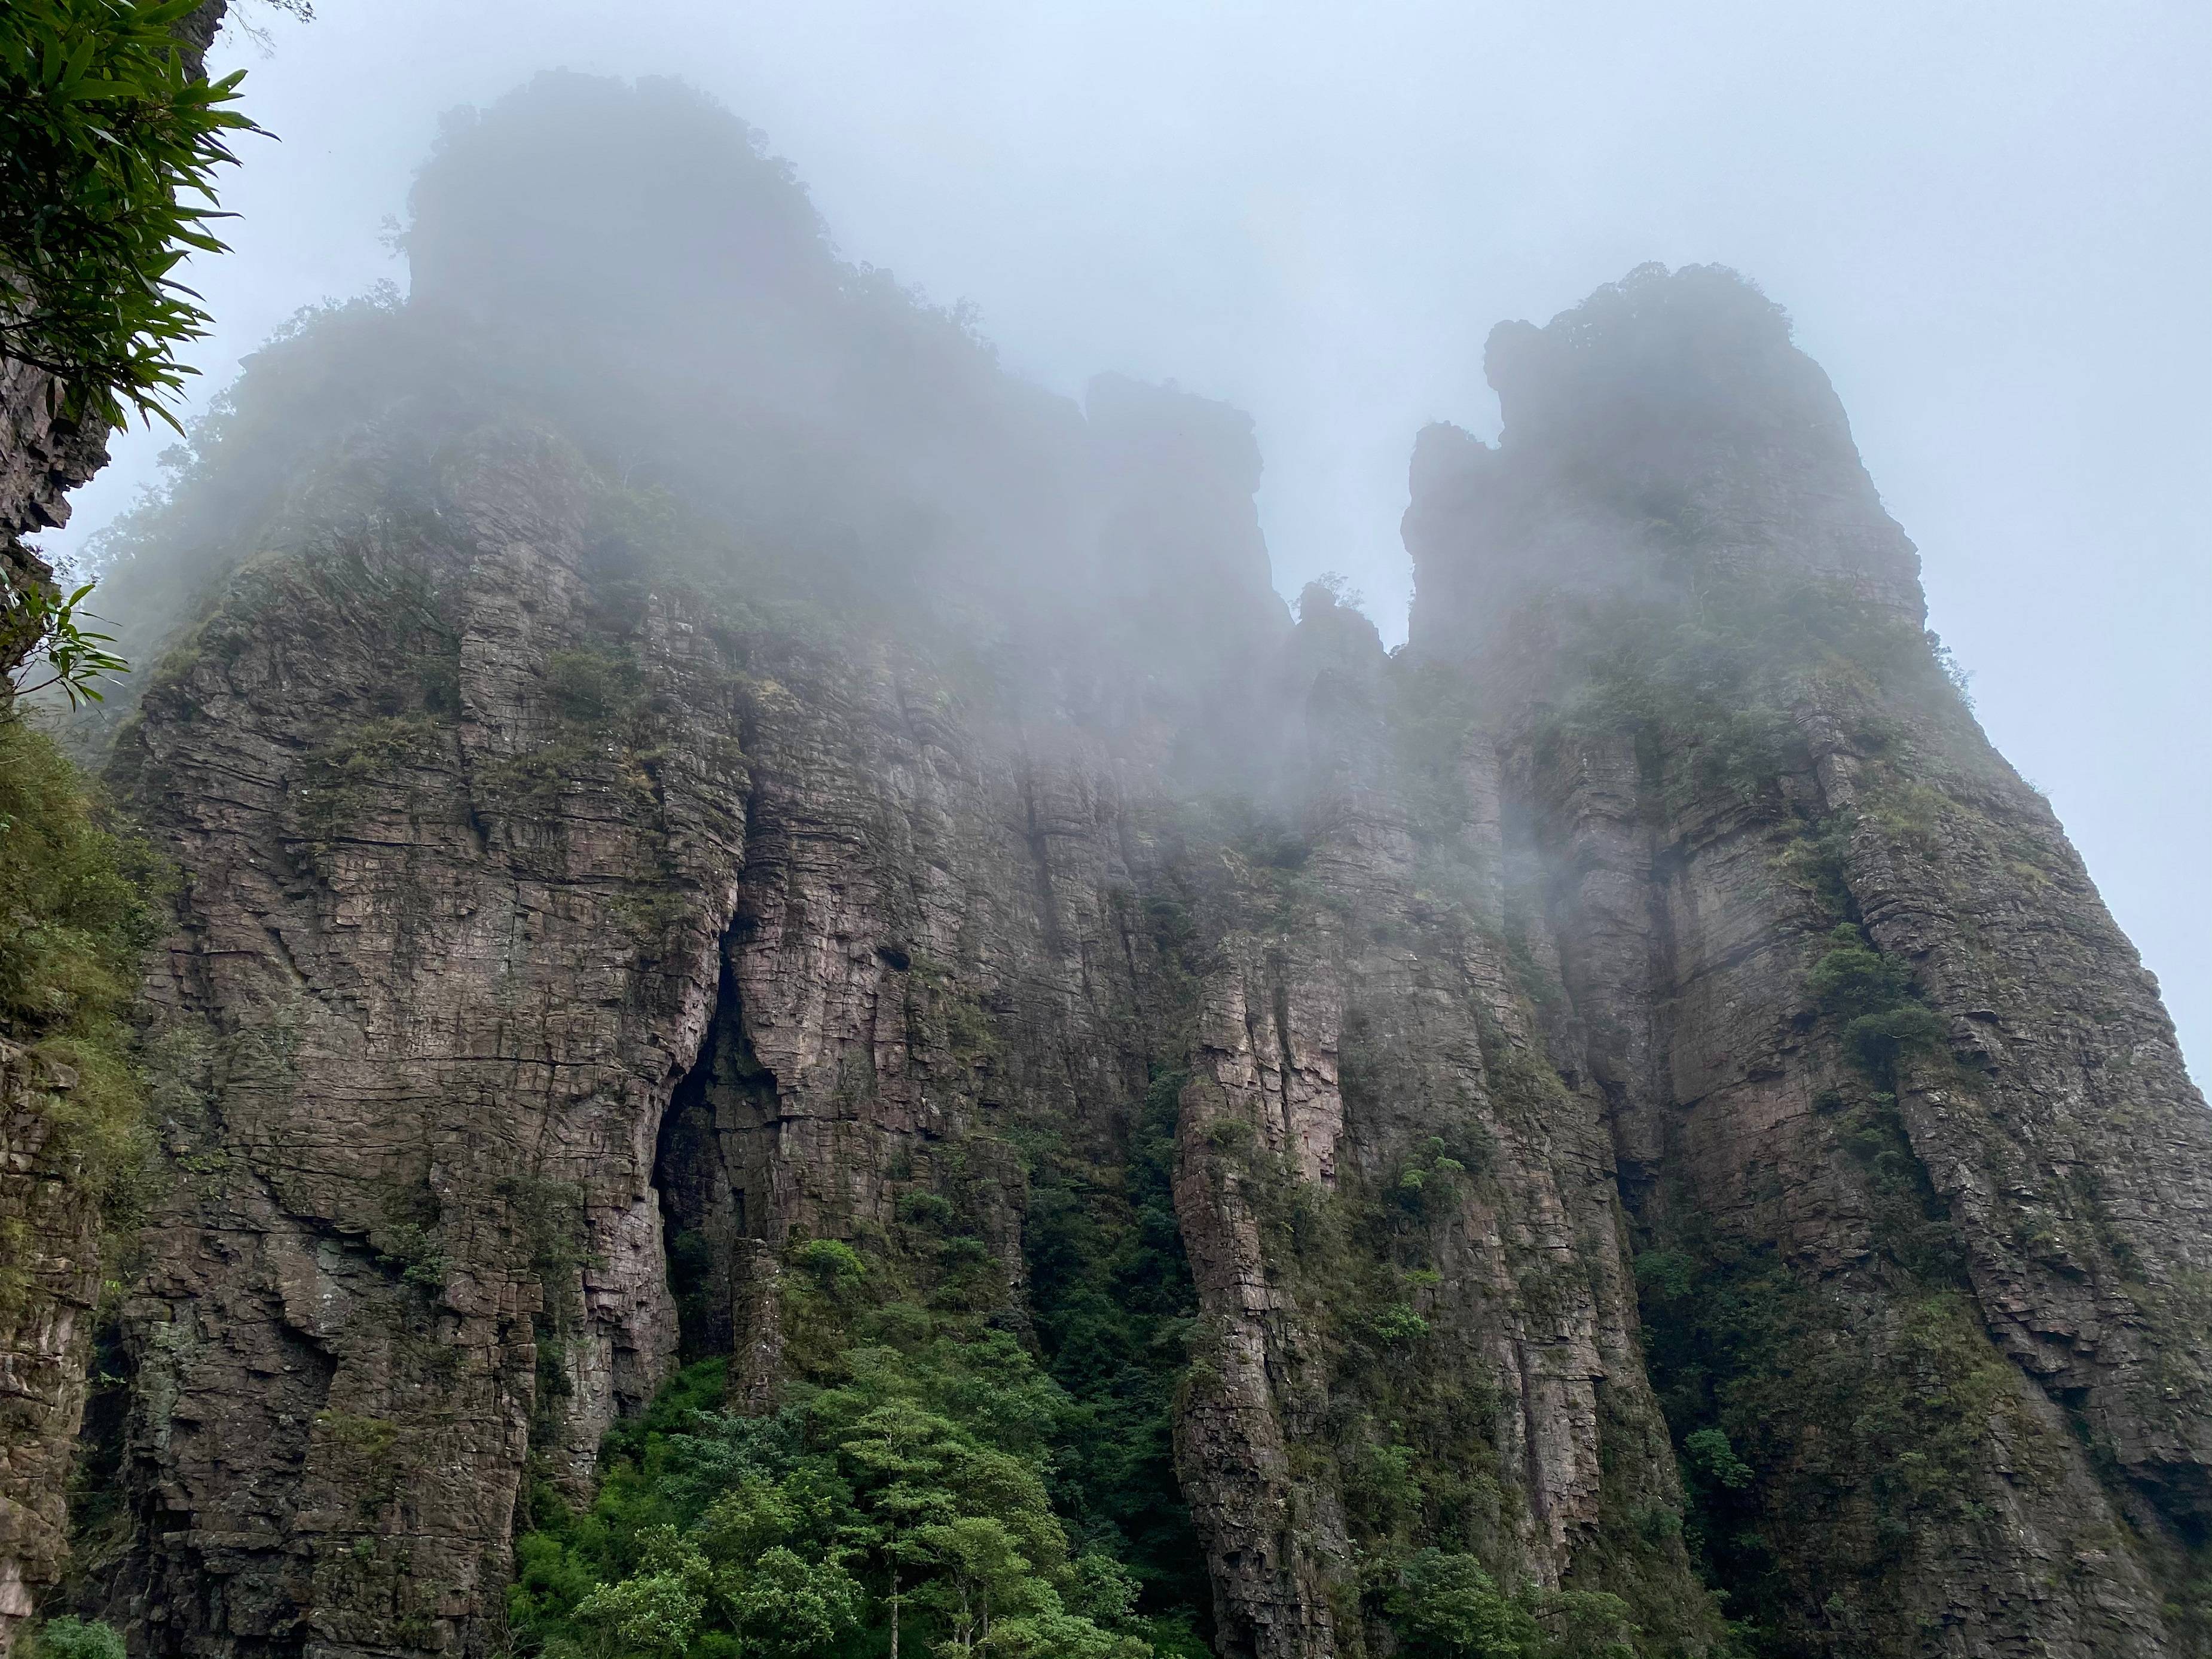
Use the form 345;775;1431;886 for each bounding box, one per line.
652;944;777;1365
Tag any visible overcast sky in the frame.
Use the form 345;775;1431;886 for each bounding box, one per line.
41;0;2210;1079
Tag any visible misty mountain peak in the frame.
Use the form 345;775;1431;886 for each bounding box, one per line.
406;73;832;328
1408;262;1925;659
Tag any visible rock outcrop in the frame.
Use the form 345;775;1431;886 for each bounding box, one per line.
0;365;109;678
1404;262;2212;1655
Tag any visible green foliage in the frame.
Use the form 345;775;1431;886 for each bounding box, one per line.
1770;817;1853;924
1803;925;1911;1021
1;0;263;427
5;579;129;705
545;645;644;728
512;1313;1160;1659
0;715;154;1032
1392;1550;1534;1659
1389;1134;1477;1224
1679;1430;1750;1493
795;1236;869;1293
900;1191;959;1232
572;1565;710;1659
1368;1301;1431;1343
373;1219;446;1291
24;1617;127;1659
1840;1006;1948;1078
1805;922;1950;1081
1386;1549;1639;1659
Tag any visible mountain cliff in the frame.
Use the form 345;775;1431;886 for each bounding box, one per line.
9;74;2208;1659
1406;265;2212;1653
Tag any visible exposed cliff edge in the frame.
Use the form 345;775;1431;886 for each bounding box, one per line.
8;75;2207;1659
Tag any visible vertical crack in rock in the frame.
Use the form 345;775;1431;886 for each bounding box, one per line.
652;938;784;1401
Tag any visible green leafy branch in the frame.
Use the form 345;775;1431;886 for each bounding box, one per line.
1;0;264;430
7;579;128;704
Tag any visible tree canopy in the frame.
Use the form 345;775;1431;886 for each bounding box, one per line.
510;1309;1184;1659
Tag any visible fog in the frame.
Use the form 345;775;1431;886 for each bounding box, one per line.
33;0;2208;1077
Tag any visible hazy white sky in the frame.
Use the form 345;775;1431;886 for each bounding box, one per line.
44;0;2210;1078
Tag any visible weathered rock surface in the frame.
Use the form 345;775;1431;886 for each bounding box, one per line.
0;358;108;674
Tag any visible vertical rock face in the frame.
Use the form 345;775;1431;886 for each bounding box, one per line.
0;1040;109;1643
61;95;1721;1641
0;359;109;675
28;81;2206;1659
1404;262;2212;1656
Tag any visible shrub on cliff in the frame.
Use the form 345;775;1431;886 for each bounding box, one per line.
1805;923;1948;1077
22;1618;126;1659
0;719;151;1031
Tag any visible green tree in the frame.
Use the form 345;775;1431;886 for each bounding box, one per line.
911;1512;1050;1657
3;579;127;704
1391;1550;1543;1659
1682;1428;1753;1492
725;1544;864;1658
1385;1549;1640;1659
572;1566;705;1659
832;1395;964;1659
510;1313;1160;1659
